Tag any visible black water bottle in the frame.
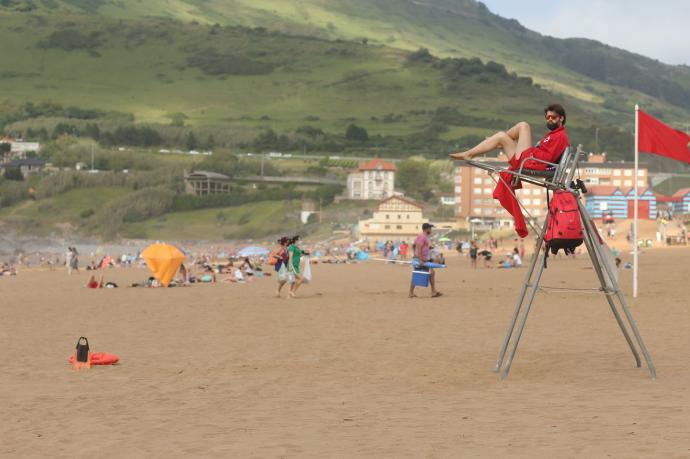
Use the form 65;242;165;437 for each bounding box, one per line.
75;337;89;363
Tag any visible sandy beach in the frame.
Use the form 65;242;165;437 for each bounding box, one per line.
2;247;690;458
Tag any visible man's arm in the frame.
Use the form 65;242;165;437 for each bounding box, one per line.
414;238;425;260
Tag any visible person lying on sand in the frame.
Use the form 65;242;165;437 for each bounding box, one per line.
86;274;118;288
0;263;16;276
86;274;103;288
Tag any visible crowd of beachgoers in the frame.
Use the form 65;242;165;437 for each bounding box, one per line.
0;234;534;281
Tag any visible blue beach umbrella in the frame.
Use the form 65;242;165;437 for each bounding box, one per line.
237;246;270;257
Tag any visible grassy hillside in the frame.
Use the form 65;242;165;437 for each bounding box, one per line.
5;0;687;123
0;12;584;139
120;200;303;240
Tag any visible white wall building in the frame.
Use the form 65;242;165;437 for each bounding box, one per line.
346;159;396;200
358;196;428;242
0;138;41;158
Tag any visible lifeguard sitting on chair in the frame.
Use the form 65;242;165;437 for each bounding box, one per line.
450;103;570;238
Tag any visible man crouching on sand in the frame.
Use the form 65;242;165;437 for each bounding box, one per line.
409;222;442;298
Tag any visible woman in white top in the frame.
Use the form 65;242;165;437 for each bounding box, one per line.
512;248;523;267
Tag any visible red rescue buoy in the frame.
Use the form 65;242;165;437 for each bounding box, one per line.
69;352;119;366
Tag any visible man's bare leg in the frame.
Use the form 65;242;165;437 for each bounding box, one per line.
409;281;417;298
506;121;533;161
430;269;442;297
450;121;532;160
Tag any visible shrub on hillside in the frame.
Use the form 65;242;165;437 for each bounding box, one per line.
101;125;163;147
80;208;95;218
187;49;273;76
38;30;102;50
0;179;30;207
345;124;368;142
3;167;23;181
91;187;175;239
397;160;431;200
171;184;343;213
406;48;434;64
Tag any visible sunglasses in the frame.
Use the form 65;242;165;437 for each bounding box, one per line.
545;114;560;121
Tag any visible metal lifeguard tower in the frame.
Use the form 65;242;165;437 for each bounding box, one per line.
456;145;656;380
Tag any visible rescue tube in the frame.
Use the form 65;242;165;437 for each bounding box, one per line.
68;352;119;365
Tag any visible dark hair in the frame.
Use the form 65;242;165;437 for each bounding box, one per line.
544;103;566;125
290;235;300;244
278;236;289;245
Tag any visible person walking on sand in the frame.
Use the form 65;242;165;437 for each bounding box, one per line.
399;241;408;261
287;235;308;298
66;247;73;275
66;246;79;275
271;236;290;298
409;223;442;298
469;240;478;269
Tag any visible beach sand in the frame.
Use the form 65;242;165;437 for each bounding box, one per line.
2;247;690;457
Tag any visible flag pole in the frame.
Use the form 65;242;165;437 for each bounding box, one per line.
633;104;639;298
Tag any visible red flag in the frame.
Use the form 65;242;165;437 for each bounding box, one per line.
638;110;690;163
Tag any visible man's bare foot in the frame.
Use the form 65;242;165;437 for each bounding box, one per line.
450;151;472;160
431;291;443;298
409;293;418;298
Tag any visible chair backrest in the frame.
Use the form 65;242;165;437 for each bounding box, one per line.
551;146;572;186
563;145;583;186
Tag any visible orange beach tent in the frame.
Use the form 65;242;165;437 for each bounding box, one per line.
141;243;185;287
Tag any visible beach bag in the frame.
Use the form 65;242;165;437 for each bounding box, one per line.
71;336;91;370
545;190;583;255
268;248;280;266
287;271;296;284
277;263;288;282
302;256;312;283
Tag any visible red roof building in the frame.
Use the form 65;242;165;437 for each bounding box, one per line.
347;159;397;200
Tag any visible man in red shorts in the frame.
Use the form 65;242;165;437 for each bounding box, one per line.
450;104;570;237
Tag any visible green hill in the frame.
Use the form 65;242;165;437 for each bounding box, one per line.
4;0;688;121
0;6;680;160
0;10;591;149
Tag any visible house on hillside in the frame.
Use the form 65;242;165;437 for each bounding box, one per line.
346;159;396;200
0;158;46;178
184;170;232;195
0;137;41;160
358;196;428;242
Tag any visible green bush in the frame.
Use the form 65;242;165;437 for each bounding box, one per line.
38;30;102;50
187;49;273;76
3;167;24;181
90;186;175;239
80;208;95;218
0;179;30;207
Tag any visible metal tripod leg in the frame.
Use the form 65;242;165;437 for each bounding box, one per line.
500;249;548;379
579;209;641;368
611;281;656;379
578;200;656;379
495;218;549;372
